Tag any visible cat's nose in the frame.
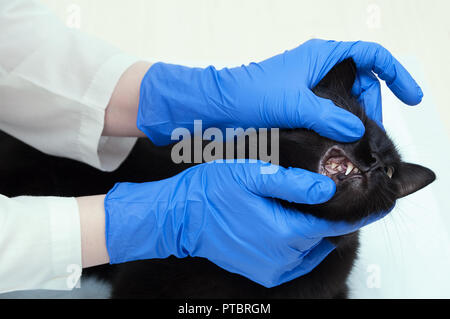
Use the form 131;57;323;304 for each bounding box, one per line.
367;152;383;171
360;152;383;173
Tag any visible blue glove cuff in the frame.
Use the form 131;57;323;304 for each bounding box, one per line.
104;181;191;264
137;63;226;146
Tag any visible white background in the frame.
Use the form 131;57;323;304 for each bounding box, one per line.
36;0;450;298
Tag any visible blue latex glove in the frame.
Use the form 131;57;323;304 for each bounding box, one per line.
105;160;388;288
137;39;423;145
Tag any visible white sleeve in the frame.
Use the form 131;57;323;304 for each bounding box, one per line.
0;0;139;171
0;195;82;293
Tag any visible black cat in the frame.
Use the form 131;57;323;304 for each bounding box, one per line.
0;59;435;298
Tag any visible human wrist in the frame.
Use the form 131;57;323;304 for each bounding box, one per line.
103;61;152;138
76;195;110;268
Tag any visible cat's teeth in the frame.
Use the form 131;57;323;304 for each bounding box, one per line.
345;162;354;175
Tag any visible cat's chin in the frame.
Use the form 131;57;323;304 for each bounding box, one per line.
318;146;365;185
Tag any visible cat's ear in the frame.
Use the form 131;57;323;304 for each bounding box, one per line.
392;162;436;198
314;58;357;97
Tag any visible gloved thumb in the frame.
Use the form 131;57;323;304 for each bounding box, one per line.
298;90;365;143
241;162;336;205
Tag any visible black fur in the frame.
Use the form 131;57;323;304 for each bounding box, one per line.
0;59;435;298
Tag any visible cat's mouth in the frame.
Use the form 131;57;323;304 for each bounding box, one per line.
318;146;363;183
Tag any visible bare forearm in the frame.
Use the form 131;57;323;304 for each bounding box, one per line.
103;61;152;137
76;195;109;268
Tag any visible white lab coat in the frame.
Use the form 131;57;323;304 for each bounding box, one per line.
0;0;138;293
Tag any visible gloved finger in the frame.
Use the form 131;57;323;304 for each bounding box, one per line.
344;41;423;106
296;206;392;238
241;162;336;205
352;69;384;126
299;90;365;142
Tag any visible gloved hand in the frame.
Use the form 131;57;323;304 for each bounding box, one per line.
104;160;387;288
137;39;423;145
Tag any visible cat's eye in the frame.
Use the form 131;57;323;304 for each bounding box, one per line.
384;166;395;178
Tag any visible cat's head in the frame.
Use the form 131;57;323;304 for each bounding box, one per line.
279;59;436;222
